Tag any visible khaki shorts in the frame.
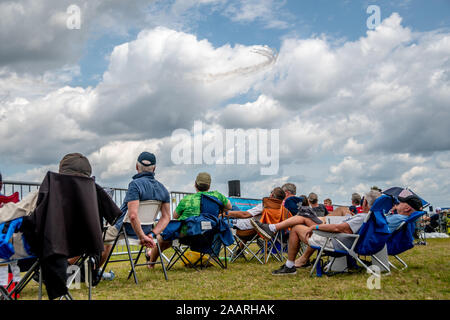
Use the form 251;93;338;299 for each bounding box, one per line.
104;225;119;244
308;233;335;251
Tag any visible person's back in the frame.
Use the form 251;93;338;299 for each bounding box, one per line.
120;171;170;214
176;190;229;221
311;203;329;217
308;193;329;217
148;172;231;265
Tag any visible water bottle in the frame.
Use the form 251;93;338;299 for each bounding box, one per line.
101;270;115;281
316;259;323;277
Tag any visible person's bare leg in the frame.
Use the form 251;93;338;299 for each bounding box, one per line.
295;246;315;267
286;225;312;264
147;236;172;269
287;225;316;267
67;256;79;265
274;215;318;231
68;244;112;270
327;207;352;216
286;227;301;262
99;244;113;268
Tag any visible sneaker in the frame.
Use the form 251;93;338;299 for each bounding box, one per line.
101;270;115;281
250;220;275;240
272;264;297;276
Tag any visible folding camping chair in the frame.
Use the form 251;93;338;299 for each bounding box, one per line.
229;228;265;264
253;197;292;264
0;217;96;300
309;195;394;277
0;257;42;301
386;210;427;271
226;198;266;264
100;200;168;284
0;192;22;299
0;192;20;208
166;194;233;271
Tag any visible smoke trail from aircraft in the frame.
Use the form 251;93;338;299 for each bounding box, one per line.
193;45;278;82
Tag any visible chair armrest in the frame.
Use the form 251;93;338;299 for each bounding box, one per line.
312;230;359;239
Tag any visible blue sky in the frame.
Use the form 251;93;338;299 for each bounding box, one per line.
72;0;450;88
1;0;450;207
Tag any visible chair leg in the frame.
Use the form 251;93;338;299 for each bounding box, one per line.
6;260;41;300
97;230;122;281
127;246;144;280
88;257;93;300
0;285;12;300
124;233;138;284
156;240;169;280
393;255;408;270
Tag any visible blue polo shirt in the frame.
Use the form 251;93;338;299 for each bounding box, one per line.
386;214;408;232
114;172;170;231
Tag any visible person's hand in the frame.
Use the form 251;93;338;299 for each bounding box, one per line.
305;225;315;241
139;234;156;248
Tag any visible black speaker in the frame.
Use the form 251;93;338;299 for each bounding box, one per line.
228;180;241;197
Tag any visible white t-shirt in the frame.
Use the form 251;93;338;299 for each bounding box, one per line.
234;203;263;230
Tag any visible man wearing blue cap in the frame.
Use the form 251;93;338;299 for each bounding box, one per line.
103;152;171;265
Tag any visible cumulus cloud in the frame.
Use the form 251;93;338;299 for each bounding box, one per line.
1;12;450;207
224;0;290;29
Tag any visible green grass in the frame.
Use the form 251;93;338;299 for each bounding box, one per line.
19;238;450;300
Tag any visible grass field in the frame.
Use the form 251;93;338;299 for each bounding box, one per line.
19;238;450;300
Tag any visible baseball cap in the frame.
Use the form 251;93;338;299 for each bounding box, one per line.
398;189;423;211
195;172;211;188
137;152;156;166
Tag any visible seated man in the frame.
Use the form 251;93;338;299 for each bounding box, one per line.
386;188;423;232
349;192;363;214
226;187;286;256
308;192;329;217
252;189;423;275
281;183;296;206
103;152;171;268
147;172;232;266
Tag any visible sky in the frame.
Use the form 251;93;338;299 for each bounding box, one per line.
0;0;450;207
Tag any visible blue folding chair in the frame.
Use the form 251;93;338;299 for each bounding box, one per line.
386;210;427;270
167;194;234;270
1;217;42;300
0;217;96;300
309;195;394;277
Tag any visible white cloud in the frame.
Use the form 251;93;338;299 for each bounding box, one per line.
400;166;429;185
1;12;450;207
224;0;290;29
